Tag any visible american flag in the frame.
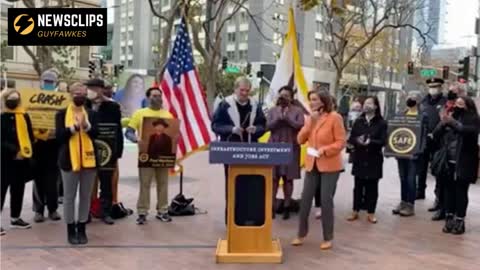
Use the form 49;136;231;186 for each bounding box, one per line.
159;18;216;160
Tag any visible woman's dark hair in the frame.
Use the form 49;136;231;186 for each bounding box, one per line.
330;95;337;111
278;85;294;96
459;96;479;116
146;87;162;98
308;90;333;113
365;96;382;117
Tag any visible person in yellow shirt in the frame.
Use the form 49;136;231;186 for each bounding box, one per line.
125;87;173;225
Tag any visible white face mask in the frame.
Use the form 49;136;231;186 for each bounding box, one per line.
429;88;440;96
87;89;98;100
349;111;360;121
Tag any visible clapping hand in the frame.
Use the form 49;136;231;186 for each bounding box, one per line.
246;126;257;134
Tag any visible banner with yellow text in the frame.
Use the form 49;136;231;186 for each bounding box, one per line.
19;88;70;130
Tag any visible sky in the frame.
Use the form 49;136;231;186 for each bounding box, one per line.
443;0;479;47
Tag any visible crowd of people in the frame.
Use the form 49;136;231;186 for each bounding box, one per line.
1;73;479;250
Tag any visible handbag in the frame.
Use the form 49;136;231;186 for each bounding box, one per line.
168;194;196;216
431;146;449;177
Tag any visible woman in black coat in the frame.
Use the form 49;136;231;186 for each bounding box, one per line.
347;96;387;224
433;96;480;235
1;89;35;235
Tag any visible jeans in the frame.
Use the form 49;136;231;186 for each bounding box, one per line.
97;170;114;217
444;164;470;218
353;177;379;213
397;159;417;204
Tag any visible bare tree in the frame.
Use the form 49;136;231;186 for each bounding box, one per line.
300;0;431;95
17;0;78;79
148;0;182;80
187;0;267;108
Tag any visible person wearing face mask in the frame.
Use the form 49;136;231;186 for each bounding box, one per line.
418;78;447;214
211;77;266;225
84;78;124;225
347;96;387;224
392;92;428;217
291;90;346;250
432;96;479;235
1;90;35;235
32;69;62;224
125;87;174;225
55;82;98;245
266;86;304;220
348;100;363;130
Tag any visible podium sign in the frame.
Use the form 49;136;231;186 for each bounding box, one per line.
384;115;422;158
209;142;293;165
210;142;290;264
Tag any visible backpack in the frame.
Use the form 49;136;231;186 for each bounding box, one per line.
168;194;196;216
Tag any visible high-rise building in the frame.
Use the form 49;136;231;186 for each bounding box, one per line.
111;0;410;92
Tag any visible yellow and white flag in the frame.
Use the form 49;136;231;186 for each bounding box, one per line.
265;7;309;110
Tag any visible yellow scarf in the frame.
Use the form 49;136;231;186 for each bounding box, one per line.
5;107;32;158
65;104;96;171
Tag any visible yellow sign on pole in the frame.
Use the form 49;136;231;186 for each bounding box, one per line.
19;88;70;130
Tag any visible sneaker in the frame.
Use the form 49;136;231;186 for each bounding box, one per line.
136;215;147;225
34;213;45;223
0;227;5;236
399;203;415;217
48;211;61;221
155;212;172;222
11;218;32;229
58;197;64;204
392;202;405;215
102;216;115;225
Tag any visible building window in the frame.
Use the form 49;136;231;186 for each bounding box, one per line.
128;60;133;67
314;57;322;68
316;21;322;32
239;12;248;24
315;39;323;51
227;33;236;42
163;0;170;7
1;33;13;60
121;46;126;55
273;13;285;21
239;32;248;42
128;46;133;55
275;0;285;4
239;50;247;61
227;51;236;61
1;2;12;17
273;32;283;46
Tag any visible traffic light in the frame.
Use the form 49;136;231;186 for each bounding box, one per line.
407;61;414;75
88;60;96;79
222;57;228;70
458;57;470;81
114;64;124;77
99;59;106;77
245;62;251;75
442;66;449;79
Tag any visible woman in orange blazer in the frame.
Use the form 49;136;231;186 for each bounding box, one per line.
291;90;346;250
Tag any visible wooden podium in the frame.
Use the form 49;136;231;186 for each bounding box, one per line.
209;142;293;264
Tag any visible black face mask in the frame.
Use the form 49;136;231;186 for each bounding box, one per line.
447;91;457;101
5;99;19;110
73;96;86;106
406;99;417;108
453;107;465;116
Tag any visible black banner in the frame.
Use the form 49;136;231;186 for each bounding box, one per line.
8;8;107;45
95;123;117;170
384;115;422;158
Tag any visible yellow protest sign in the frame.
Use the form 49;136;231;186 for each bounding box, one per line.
19;88;70;130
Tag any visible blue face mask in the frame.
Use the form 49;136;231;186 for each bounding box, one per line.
42;83;56;91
